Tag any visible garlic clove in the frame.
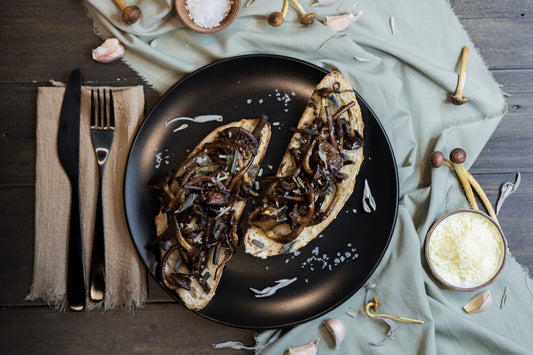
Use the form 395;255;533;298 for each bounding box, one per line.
285;339;319;355
464;290;492;314
323;9;362;32
92;38;125;63
322;317;345;349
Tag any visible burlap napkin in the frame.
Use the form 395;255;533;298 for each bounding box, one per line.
27;84;147;310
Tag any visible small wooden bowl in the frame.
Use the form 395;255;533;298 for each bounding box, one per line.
175;0;241;34
424;209;508;292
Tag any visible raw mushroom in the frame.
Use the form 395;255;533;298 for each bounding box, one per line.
430;149;497;220
291;0;315;25
268;0;290;27
451;46;469;105
449;148;479;210
113;0;142;24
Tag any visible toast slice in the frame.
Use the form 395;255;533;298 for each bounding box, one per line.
152;116;271;310
245;72;364;258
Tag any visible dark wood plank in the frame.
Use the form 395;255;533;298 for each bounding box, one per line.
0;0;532;353
472;70;533;173
451;0;532;20
0;0;139;84
0;187;35;305
470;172;533;269
0;304;255;354
461;17;533;70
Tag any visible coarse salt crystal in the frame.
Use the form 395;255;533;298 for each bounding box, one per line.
186;0;233;29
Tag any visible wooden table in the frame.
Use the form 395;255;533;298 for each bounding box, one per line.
1;1;531;353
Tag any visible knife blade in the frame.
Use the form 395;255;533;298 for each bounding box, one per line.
57;69;86;312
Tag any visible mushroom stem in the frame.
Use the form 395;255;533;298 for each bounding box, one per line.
453;162;479;210
290;0;316;25
441;158;497;220
365;297;424;324
114;0;127;10
451;46;469;105
281;0;290;16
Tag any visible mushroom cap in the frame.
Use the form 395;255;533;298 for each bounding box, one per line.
450;148;467;164
122;6;142;25
450;94;468;105
300;12;316;25
430;151;444;168
268;11;284;27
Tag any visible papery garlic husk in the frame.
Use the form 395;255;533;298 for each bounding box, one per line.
92;38;125;63
464;290;492;314
313;0;337;6
322;318;345;349
285;339;319;355
323;9;362;32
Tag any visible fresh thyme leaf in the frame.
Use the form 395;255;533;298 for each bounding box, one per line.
176;193;197;214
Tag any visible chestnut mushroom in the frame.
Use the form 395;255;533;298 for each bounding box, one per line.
290;0;315;25
449;147;479;209
268;0;289;27
429;151;444;168
449;147;467;164
451;46;469;105
113;0;142;25
430;149;497;220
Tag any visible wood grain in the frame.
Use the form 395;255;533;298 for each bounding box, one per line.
0;0;532;353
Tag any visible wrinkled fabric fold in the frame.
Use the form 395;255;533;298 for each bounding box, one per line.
82;0;533;353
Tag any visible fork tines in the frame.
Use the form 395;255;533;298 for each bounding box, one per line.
91;89;115;131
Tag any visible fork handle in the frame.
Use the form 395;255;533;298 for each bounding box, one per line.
89;173;106;302
67;181;86;311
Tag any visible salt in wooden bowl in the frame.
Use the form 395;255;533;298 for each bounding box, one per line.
176;0;241;34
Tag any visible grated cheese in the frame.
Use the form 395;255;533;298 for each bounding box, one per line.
428;212;504;288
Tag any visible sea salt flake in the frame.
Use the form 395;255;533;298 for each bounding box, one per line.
186;0;233;29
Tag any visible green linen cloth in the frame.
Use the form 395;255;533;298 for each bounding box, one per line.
84;0;533;353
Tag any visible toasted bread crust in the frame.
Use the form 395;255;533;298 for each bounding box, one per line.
244;72;364;258
155;119;271;310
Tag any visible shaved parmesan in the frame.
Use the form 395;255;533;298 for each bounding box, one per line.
427;211;505;289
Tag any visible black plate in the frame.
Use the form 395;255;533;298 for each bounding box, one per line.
124;54;398;329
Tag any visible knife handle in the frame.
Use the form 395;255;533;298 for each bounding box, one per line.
67;181;86;312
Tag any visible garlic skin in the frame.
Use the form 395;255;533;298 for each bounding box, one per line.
464;290;493;314
322;318;345;349
92;38;125;63
286;339;319;355
313;0;336;5
323;9;362;32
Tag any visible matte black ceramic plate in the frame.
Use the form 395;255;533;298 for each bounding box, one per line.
124;54;398;329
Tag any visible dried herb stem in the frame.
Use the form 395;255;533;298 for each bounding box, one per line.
365;297;424;324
